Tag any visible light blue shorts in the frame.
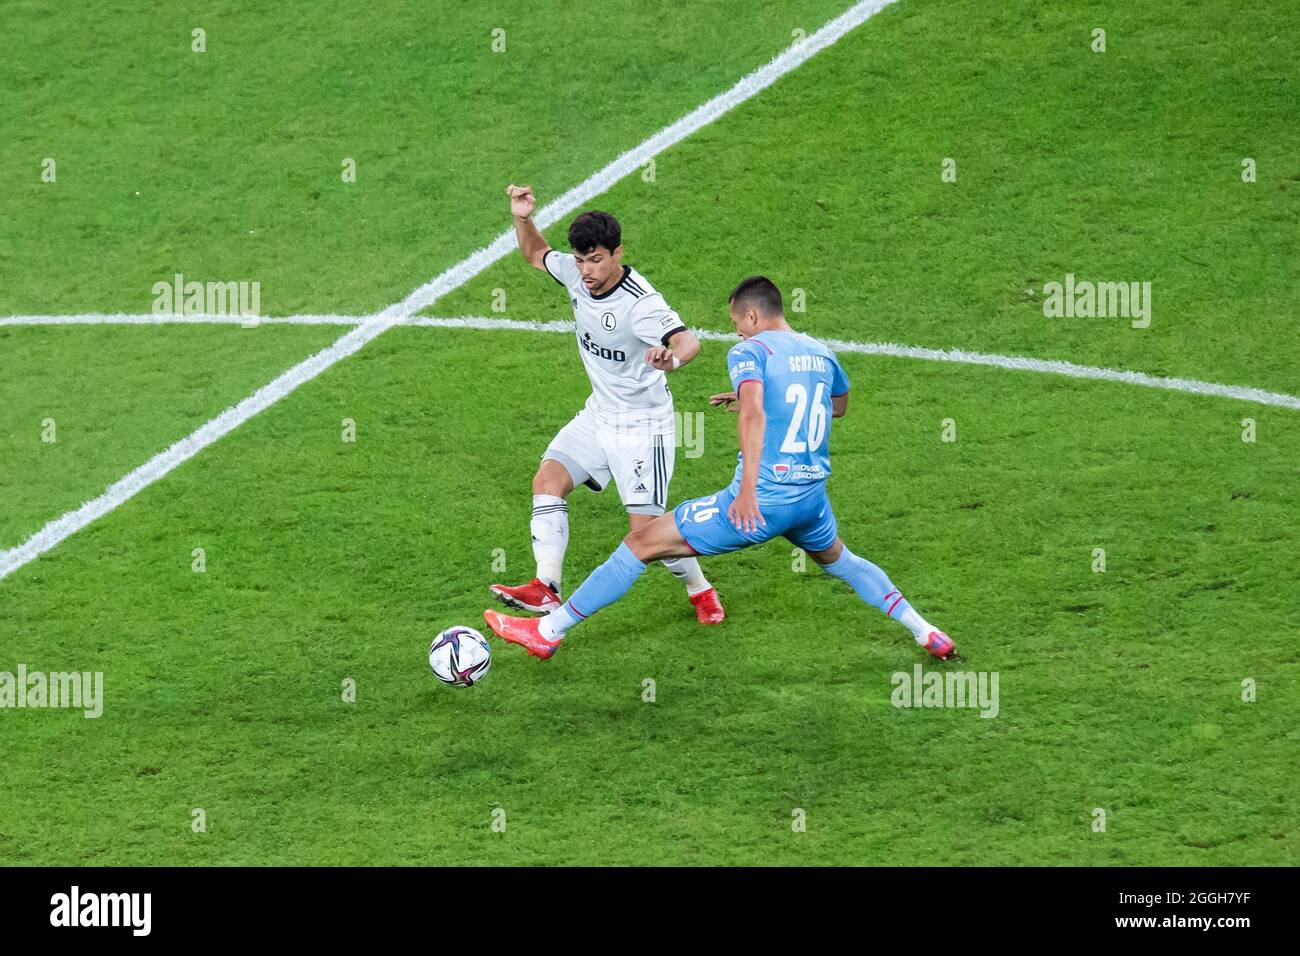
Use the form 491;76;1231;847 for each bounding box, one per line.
673;481;838;556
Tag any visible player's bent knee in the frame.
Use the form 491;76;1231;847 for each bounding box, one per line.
807;537;844;566
623;528;651;562
625;514;694;564
532;460;574;497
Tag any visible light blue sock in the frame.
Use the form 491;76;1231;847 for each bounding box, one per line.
821;545;931;642
541;542;647;639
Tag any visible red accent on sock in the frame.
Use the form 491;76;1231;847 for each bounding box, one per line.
886;594;905;617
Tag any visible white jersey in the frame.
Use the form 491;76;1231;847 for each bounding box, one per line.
543;250;687;427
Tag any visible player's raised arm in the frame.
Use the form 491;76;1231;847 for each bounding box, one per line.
506;184;550;270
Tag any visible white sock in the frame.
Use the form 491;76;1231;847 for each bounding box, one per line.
661;556;711;596
539;604;576;641
898;606;935;645
531;495;568;592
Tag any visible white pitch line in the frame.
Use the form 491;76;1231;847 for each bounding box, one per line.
0;0;899;583
819;337;1300;411
0;313;361;326
7;312;1298;409
405;317;1300;411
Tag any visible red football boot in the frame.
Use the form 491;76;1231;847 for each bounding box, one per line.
923;630;957;660
489;577;561;614
482;609;563;660
689;587;725;625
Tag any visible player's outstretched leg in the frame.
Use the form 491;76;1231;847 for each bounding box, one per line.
484;511;694;659
809;538;956;659
490;459;573;613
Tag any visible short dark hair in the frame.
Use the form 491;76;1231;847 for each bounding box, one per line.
568;211;621;254
728;275;784;317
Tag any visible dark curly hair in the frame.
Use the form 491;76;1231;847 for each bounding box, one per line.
568;210;622;254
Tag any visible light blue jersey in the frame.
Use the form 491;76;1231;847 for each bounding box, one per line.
672;329;850;557
725;330;850;503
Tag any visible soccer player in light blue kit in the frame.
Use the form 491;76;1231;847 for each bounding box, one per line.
484;276;956;661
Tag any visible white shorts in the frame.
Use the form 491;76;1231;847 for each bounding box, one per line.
543;407;675;515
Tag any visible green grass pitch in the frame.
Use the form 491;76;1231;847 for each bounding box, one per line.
0;0;1295;865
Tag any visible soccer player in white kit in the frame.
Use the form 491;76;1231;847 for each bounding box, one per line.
489;185;726;625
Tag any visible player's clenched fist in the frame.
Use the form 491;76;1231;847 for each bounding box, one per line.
644;346;678;371
506;184;536;219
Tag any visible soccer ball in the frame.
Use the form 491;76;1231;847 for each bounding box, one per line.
428;626;492;687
